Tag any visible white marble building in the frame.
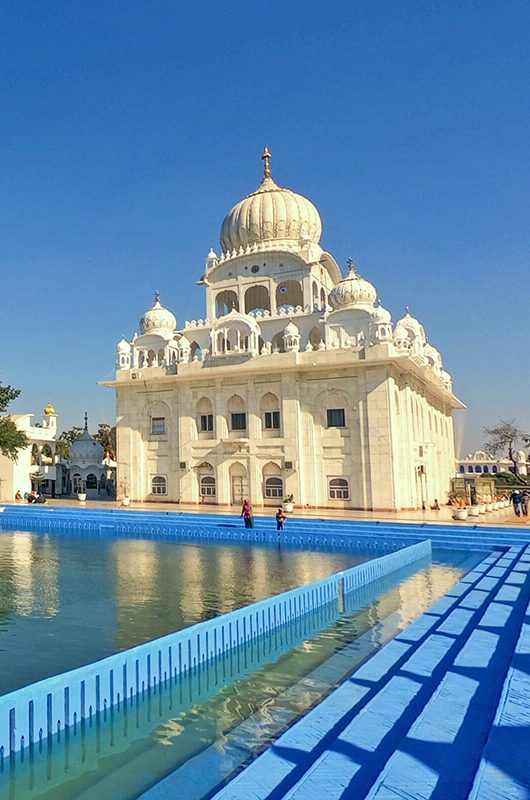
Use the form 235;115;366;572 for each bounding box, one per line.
102;150;463;510
0;402;64;499
457;450;528;478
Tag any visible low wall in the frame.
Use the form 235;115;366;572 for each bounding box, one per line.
0;539;430;756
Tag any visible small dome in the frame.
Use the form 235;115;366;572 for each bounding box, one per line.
329;259;377;311
69;428;104;467
140;292;177;335
220;149;322;254
372;303;391;324
396;308;426;341
178;334;191;348
284;320;299;336
44;402;56;416
117;337;131;353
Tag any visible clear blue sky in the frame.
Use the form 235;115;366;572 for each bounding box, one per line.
1;1;529;453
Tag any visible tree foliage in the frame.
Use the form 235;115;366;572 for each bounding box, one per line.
0;382;28;461
94;423;116;460
483;419;528;479
56;427;83;460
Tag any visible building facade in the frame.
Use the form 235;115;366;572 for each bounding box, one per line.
103;150;463;510
456;449;528;478
0;403;66;500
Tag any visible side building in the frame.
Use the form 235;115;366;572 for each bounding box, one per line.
101;151;463;510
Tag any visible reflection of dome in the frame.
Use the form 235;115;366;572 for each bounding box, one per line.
220;148;322;254
140;292;177;335
44;402;56;415
69;429;104;466
329;259;377;311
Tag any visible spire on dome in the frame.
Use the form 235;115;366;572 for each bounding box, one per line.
347;257;357;276
261;146;272;178
84;412;88;431
155;290;161;304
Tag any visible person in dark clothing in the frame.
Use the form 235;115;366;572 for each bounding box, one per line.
510;490;522;517
275;508;286;531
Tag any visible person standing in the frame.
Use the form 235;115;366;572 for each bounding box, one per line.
241;498;254;529
275;507;286;531
510;489;522;517
521;491;529;517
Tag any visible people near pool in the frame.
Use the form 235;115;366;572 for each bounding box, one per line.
521;491;529;517
241;498;254;528
430;499;440;511
26;491;46;504
275;507;286;531
14;490;22;501
510;489;523;517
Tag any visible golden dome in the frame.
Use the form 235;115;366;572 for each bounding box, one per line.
44;402;56;416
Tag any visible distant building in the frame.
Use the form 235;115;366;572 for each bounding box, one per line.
68;414;116;498
0;402;66;500
456;449;528;478
102;150;463;510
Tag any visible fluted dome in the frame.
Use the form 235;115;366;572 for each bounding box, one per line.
372;303;392;324
395;308;426;342
329;259;377;311
44;402;56;416
220;149;322;254
117;337;131;353
140;292;177;335
69;429;104;467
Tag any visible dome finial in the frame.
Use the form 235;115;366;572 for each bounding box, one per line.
84;411;88;431
154;290;161;304
347;257;357;276
261;146;272;178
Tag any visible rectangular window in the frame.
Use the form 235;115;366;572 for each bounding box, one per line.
200;414;214;432
264;411;280;430
151;417;166;435
231;412;247;431
326;408;346;428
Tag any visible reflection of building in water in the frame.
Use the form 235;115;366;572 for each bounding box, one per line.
0;533;59;620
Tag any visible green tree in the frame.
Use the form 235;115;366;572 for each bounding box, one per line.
0;382;28;460
56;427;83;460
95;423;116;460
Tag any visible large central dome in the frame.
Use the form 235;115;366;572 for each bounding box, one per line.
220;148;322;254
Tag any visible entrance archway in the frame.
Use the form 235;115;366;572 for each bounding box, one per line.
229;462;248;505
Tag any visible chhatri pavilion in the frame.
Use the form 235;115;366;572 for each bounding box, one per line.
102;149;463;510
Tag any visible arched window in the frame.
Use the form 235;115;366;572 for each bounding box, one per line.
475;465;482;473
147;349;156;367
483;465;489;473
215;290;239;317
151;475;167;495
492;466;498;473
467;466;473;473
245;285;270;315
228;394;247;432
264;477;283;499
86;473;98;489
200;475;216;497
308;327;324;349
312;282;319;305
328;477;350;500
197;396;214;435
320;287;326;307
276;281;303;309
271;332;285;353
72;473;82;492
459;465;465;473
260;392;281;432
189;342;202;362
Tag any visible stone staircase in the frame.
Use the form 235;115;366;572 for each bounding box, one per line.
210;546;530;800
